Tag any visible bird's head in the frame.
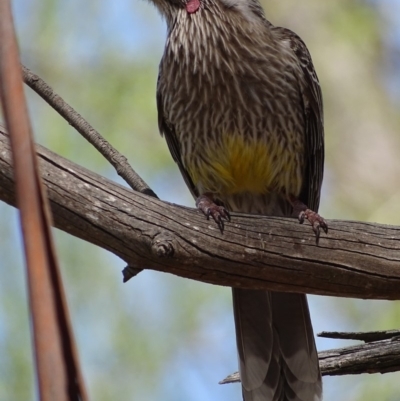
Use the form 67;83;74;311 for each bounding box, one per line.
148;0;266;30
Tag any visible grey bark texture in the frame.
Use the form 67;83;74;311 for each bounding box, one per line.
0;125;400;299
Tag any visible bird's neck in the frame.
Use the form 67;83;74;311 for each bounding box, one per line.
164;8;273;77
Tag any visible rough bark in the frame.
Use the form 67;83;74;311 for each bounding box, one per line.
219;330;400;382
1;125;400;298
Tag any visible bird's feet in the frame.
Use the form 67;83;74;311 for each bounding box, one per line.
289;196;328;244
298;209;328;243
196;193;230;233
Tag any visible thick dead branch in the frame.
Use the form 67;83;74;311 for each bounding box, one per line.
220;331;400;381
319;336;400;375
1;125;400;298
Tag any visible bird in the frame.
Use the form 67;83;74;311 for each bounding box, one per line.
150;0;327;399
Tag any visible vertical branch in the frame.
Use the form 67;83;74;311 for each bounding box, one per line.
0;2;88;401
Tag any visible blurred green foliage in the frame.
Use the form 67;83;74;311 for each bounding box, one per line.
1;0;400;400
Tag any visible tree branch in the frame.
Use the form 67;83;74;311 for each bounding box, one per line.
219;331;400;382
1;125;400;298
319;330;400;343
21;65;157;198
319;336;400;376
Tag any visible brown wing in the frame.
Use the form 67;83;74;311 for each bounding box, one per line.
156;74;199;199
273;27;325;212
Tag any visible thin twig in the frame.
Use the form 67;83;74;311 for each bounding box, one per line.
318;330;400;343
21;64;157;198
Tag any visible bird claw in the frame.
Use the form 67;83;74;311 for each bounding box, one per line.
196;195;230;233
298;209;328;244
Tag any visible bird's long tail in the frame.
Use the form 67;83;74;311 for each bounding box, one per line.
232;289;322;401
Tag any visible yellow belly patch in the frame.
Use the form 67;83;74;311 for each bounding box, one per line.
187;134;302;196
